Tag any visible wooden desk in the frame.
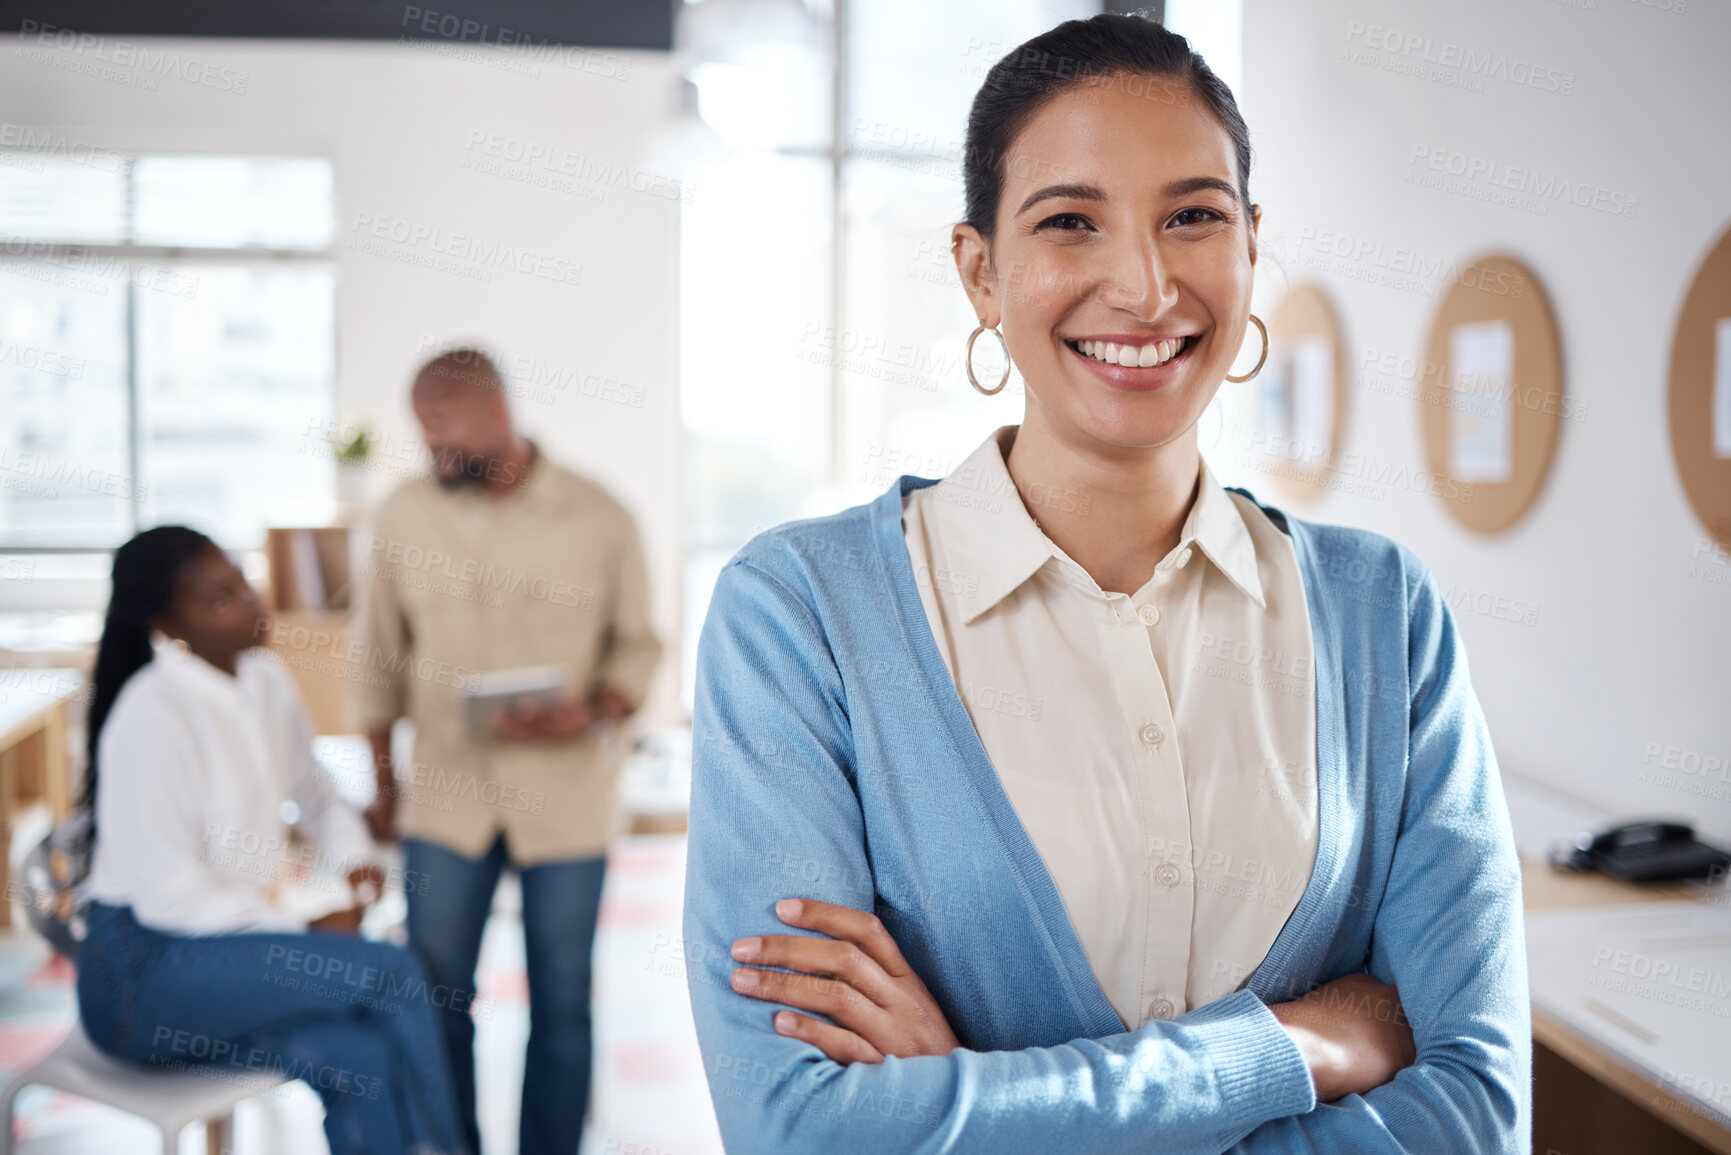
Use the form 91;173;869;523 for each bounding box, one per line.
1524;861;1731;1155
0;668;80;929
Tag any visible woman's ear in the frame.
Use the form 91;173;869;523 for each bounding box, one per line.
951;223;999;329
1248;202;1262;264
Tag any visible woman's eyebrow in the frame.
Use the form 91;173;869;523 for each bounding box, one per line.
1016;175;1240;216
1016;182;1107;215
1163;176;1240;203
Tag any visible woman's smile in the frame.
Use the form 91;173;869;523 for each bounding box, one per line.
1064;332;1200;392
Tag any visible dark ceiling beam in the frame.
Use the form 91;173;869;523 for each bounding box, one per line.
1;0;676;50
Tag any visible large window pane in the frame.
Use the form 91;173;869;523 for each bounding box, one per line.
0;271;131;547
1162;0;1243;94
133;156;335;250
680;151;831;545
846;0;1097;165
135;265;335;546
0;155;128;244
679;150;832;707
839;158;1017;503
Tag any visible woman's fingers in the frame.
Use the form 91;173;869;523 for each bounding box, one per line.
731;933;897;1006
727;898;963;1063
772;1010;885;1065
772;898;914;979
731;964;886;1034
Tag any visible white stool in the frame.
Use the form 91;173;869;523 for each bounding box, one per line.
0;1019;289;1154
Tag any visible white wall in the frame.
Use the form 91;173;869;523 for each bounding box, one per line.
1231;0;1731;841
1;33;686;725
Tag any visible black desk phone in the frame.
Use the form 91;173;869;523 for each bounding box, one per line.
1550;819;1731;883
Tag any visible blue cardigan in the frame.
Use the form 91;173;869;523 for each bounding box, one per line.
684;474;1530;1153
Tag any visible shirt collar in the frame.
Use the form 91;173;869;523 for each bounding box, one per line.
430;439;553;506
1183;458;1266;609
926;427;1054;625
155;643;245;695
514;440;557;508
927;426;1265;624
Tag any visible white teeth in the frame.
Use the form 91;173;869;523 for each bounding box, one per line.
1075;336;1186;367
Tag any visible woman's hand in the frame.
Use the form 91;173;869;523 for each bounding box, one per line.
347;863;386;907
1269;973;1417;1102
307;905;364;934
730;898;960;1064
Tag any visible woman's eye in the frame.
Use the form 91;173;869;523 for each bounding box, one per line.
1036;212;1093;232
1171;206;1226;227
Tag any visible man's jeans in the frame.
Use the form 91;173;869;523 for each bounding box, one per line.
404;835;608;1155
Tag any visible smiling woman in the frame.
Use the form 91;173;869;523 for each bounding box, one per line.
684;14;1529;1154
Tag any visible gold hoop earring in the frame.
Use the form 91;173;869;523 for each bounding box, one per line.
1224;314;1269;383
966;323;1011;396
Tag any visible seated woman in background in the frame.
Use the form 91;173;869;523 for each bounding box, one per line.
684;13;1527;1154
76;525;466;1155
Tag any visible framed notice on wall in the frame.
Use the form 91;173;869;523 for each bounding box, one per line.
1667;222;1731;549
1255;285;1347;503
1419;254;1564;534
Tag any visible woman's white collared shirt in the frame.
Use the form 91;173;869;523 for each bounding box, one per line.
901;426;1318;1029
84;646;375;935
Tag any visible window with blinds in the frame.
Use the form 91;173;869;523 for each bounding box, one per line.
0;153;336;551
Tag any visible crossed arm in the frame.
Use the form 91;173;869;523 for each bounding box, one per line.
729;896;1414;1101
685;557;1529;1153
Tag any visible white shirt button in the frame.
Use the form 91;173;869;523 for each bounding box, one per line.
1137;604;1160;626
1176;547;1194;568
1150;998;1176;1021
1155;862;1181;888
1139;723;1165;747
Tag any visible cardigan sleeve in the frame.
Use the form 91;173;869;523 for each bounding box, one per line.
684;557;1316;1155
1227;564;1531;1153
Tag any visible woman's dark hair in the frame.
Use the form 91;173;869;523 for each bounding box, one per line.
962;13;1253;238
81;525;217;834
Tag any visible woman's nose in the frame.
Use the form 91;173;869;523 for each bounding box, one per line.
1095;238;1177;319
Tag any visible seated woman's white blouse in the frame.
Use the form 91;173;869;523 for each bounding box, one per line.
84;646;375;935
901;426;1318;1029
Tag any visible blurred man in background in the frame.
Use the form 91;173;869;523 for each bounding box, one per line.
354;348;661;1155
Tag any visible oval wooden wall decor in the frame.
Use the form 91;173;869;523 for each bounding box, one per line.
1666;222;1731;550
1254;284;1347;504
1419;254;1564;534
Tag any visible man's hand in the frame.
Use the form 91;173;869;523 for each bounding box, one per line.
1269;972;1417;1102
593;686;635;724
494;695;598;742
730;898;961;1064
364;728;398;842
362;791;398;843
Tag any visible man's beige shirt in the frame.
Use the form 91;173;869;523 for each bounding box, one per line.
902;427;1318;1029
353;452;661;864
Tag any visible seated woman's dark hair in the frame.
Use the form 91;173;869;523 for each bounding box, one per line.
81;525;219;837
962;13;1253;238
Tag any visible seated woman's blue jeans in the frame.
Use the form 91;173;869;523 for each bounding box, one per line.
76;902;466;1155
